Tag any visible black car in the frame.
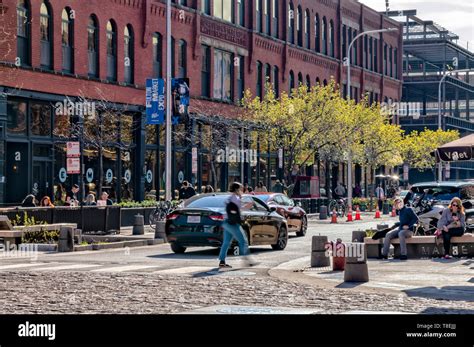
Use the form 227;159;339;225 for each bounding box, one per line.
165;193;288;254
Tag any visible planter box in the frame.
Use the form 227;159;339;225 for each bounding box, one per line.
74;244;93;251
122;240;149;248
92;242;126;250
20;243;57;252
121;208;144;227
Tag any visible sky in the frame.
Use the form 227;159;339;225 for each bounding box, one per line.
358;0;474;50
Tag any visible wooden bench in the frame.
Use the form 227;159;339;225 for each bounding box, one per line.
365;233;474;258
0;222;79;246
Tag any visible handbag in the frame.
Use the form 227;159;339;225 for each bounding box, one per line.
226;201;242;225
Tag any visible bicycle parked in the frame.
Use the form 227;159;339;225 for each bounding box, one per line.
149;200;181;229
328;198;347;218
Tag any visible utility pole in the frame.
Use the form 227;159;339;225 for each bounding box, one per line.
165;0;172;201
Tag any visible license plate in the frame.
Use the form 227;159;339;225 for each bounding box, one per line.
187;216;201;224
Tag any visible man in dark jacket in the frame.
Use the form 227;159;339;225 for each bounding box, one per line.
178;181;196;200
381;197;418;260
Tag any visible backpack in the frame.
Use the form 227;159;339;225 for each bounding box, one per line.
226;201;242;225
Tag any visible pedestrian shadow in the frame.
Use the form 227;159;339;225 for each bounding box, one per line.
192;268;222;278
335;282;365;289
430;258;464;264
420;307;474;314
403;286;474;302
148;246;273;260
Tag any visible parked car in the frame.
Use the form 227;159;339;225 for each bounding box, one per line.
253;193;307;237
166;193;288;254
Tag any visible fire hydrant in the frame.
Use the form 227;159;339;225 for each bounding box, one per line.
331;238;346;271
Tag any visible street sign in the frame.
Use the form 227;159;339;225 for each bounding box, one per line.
105;169;113;184
192;147;198;174
146;170;153;184
66;142;80;158
278;148;283;169
178;171;184;183
67;158;80;174
146;78;165;125
86;168;94;183
171;78;190;125
124;169;132;184
59;168;67;183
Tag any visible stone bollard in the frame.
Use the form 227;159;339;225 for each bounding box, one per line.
351;230;366;243
319;206;328;220
132;214;145;235
58;226;74;252
344;242;369;282
155;220;168;243
311;235;330;267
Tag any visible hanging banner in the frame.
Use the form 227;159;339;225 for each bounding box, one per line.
171;78;190;125
192;147;198;174
278;148;284;169
146;78;165;125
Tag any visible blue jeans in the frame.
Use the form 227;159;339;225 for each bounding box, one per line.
218;221;250;262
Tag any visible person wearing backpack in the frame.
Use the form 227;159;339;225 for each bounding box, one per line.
218;182;258;268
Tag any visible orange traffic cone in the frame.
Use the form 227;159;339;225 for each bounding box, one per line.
330;209;338;224
391;205;397;217
355;206;361;221
374;206;381;219
346;207;353;222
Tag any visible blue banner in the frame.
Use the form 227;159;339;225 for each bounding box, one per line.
146;78;165;125
171;78;190;125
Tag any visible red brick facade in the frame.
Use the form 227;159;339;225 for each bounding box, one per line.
0;0;402;116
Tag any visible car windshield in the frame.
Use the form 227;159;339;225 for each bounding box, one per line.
186;195;229;208
255;195;270;202
412;186;461;203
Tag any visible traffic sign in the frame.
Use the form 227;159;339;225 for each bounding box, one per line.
66;142;80;158
105;169;113;184
124;169;132;184
67;158;80;174
146;170;153;184
59;168;67;183
86;168;94;183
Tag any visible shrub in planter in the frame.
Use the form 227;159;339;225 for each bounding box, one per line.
22;228;59;244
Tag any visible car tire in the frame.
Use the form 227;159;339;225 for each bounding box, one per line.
170;243;186;254
272;226;288;250
296;216;307;237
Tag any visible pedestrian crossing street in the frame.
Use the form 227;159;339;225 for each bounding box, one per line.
0;262;259;276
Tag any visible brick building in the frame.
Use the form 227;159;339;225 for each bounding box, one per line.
0;0;402;204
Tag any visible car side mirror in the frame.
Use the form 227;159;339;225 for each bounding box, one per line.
270;207;277;212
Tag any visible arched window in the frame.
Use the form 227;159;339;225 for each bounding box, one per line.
288;2;294;44
178;39;187;78
273;66;279;97
306;75;311;90
321;17;327;55
256;61;263;99
298;72;303;86
61;8;74;73
265;63;271;95
153;33;163;78
17;0;31;66
40;1;52;69
124;25;134;84
329;20;334;57
323;79;328;86
106;20;117;81
315;14;320;53
272;0;278;38
289;70;295;92
87;15;99;77
305;10;310;49
316;77;320;85
297;6;303;46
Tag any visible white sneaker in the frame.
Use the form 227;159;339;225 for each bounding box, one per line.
243;256;260;267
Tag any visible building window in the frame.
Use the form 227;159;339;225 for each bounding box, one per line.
61;8;74;73
256;61;262;99
272;0;278;38
178;39;187;78
384;43;387;75
321;17;327;55
124;25;134;84
7;100;27;136
153;32;163;78
305;10;310;49
17;0;31;66
202;0;211;15
315;14;320;53
273;66;279;97
265;63;271;95
171;36;175;77
88;15;99;77
289;70;295;92
106;20;117;81
201;45;211;97
329;20;334;57
316;77;320;85
369;38;373;71
31;103;52;137
214;49;233;101
353;30;357;65
342;25;347;59
298;72;303;86
288;2;294;44
306;75;311;90
394;48;398;78
265;0;271;35
389;46;393;77
256;0;262;32
297;6;303;47
214;0;233;22
237;56;245;101
374;39;378;73
40;1;52;69
364;35;368;69
237;0;245;26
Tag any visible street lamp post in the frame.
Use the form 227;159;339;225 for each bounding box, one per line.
346;27;397;210
437;68;472;181
165;0;172;201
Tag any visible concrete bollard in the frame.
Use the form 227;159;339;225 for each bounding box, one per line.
351;230;366;243
58;226;74;252
132;214;145;235
154;220;168;243
311;235;330;267
319;206;328;220
344;242;369;282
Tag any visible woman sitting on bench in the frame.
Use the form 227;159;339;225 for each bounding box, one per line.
435;197;466;259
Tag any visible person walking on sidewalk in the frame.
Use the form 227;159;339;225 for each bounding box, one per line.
380;197;418;260
218;182;257;268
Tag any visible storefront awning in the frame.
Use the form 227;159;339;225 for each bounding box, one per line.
435;134;474;162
